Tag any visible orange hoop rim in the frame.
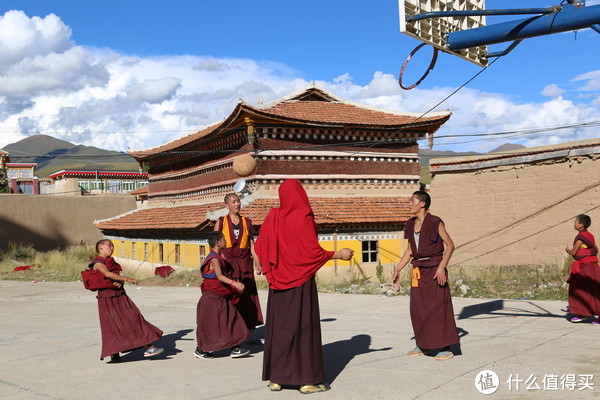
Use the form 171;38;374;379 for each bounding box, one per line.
399;43;439;90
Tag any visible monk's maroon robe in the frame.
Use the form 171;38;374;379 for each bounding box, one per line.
218;215;264;329
91;257;162;360
196;252;250;352
568;231;600;317
404;214;459;350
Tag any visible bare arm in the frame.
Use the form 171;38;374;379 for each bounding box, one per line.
332;248;354;260
212;258;244;293
391;247;412;287
94;263;136;286
434;222;454;286
566;240;583;256
250;238;262;275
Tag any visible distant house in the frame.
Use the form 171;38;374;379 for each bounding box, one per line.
0;150;9;193
429;138;600;266
6;163;39;194
49;170;148;195
96;86;451;274
0;150;9;169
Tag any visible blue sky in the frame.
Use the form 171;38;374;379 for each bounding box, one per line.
0;0;598;153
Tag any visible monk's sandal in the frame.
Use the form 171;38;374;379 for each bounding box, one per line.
434;351;454;360
407;346;424;356
299;384;330;394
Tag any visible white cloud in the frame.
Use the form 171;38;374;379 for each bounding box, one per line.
541;84;565;98
0;10;598;155
0;11;72;70
126;77;181;104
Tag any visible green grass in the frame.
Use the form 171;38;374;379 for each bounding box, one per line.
0;243;571;300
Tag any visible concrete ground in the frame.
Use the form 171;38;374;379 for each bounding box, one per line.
0;280;598;400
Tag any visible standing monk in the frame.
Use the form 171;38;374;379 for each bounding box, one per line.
255;179;353;394
392;190;459;360
215;193;264;342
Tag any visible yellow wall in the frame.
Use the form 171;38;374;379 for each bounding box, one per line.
321;238;407;268
109;237;407;270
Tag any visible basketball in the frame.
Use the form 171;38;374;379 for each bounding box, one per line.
232;154;256;177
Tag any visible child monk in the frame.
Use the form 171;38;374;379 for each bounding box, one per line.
392;190;459;360
195;231;252;358
565;214;600;324
91;239;163;363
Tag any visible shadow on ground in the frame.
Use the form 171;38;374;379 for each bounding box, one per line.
118;328;194;363
323;334;391;384
457;299;565;320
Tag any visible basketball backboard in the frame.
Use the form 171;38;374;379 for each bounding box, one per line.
399;0;489;67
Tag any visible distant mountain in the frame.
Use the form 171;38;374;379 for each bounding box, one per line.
2;135;139;178
487;143;527;153
419;143;527;184
418;148;480;167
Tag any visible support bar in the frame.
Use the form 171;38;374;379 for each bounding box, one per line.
408;7;559;23
486;40;523;58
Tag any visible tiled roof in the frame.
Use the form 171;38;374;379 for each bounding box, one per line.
96;204;219;231
49;170;147;179
128;86;450;159
96;196;412;231
129;185;148;196
247;101;449;127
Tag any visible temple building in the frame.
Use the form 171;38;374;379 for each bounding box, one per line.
95;86;450;276
49;170;148;195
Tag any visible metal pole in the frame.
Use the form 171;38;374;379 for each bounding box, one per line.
447;4;600;50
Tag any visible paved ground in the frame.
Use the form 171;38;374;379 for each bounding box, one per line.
0;280;598;400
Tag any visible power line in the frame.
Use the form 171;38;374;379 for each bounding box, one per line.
7;116;599;161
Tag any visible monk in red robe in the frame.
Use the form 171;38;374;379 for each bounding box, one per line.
565;214;600;324
215;193;263;342
91;239;163;363
392;190;459;360
195;231;251;358
255;179;353;394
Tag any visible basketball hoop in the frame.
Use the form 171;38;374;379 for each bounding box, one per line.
398;43;439;90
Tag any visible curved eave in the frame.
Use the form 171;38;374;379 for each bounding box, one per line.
242;105;451;132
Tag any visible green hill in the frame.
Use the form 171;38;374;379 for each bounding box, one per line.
2;135;139;178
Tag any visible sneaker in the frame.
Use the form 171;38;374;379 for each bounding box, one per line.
591;319;600;326
570;316;583;323
108;353;121;363
434;351;454;361
298;384;329;394
143;345;164;357
230;347;251;358
407;346;424;356
268;382;282;392
194;348;214;359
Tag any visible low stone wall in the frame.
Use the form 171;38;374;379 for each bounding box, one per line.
0;194;136;250
431;155;600;266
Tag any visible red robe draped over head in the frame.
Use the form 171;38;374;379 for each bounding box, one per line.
255;179;334;290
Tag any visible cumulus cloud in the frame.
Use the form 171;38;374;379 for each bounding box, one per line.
126;77;181;104
0;11;72;70
541;84;565;98
0;10;598;155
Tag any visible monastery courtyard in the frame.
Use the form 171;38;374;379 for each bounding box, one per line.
0;280;597;400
